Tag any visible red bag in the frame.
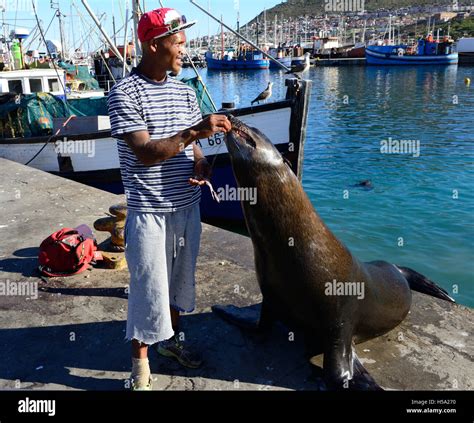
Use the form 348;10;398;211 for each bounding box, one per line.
38;227;100;277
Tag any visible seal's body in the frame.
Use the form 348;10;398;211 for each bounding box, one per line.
217;116;454;390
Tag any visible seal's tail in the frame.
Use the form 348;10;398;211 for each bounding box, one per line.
396;266;455;303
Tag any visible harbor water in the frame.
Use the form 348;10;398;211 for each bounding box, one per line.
181;65;474;307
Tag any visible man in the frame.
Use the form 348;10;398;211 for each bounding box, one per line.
107;8;231;391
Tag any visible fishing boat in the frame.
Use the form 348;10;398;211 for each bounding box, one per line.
456;37;474;65
366;14;458;66
204;7;270;71
205;49;270;70
366;39;458;65
0;68;67;100
268;47;292;69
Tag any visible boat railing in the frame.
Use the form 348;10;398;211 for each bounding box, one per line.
94;75;116;94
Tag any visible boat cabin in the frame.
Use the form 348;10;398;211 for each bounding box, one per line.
0;69;66;98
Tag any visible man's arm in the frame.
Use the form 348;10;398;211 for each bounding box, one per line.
124;115;231;167
192;142;206;163
189;142;211;186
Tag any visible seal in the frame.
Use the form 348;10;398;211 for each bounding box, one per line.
352;180;374;190
213;116;455;390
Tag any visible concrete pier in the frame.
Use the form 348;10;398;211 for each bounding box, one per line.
0;158;472;391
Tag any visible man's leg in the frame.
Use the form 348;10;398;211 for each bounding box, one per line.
131;340;151;390
155;205;202;368
125;210;175;390
170;307;180;333
132;340;148;359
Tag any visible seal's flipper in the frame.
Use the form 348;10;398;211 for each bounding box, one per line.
324;349;383;391
321;322;383;391
396;266;455;303
212;303;262;330
350;353;384;391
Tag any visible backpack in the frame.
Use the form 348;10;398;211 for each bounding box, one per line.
38;227;100;277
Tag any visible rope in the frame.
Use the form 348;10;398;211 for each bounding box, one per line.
31;0;68;97
24;115;76;166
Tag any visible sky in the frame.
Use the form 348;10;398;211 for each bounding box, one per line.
4;0;283;52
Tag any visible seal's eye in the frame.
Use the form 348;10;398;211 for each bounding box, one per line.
233;128;256;149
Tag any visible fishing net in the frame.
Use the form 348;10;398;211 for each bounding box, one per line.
0;76;213;138
0;93;108;138
58;62;101;91
181;76;216;115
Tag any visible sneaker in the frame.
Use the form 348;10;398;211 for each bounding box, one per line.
156;335;203;369
130;376;153;391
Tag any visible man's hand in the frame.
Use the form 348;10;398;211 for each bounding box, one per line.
189;158;212;186
192;115;231;140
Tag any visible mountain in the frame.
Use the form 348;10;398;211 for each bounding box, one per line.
250;0;470;22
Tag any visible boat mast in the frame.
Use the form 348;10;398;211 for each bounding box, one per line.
112;15;117;46
236;0;240;53
132;0;142;57
237;12;240;52
50;1;67;59
81;0;130;70
263;8;267;46
303;15;308;45
295;19;298;45
362;19;366;44
220;15;224;59
0;4;6;64
281;16;283;45
70;2;77;57
388;15;392;44
274;14;277;47
256;18;259;47
122;6;130;78
207;0;211;50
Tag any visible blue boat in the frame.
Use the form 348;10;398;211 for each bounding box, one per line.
205;50;270;70
366;38;458;65
291;55;307;66
269;56;292;69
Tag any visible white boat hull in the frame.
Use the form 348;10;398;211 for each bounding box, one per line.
0;107;292;174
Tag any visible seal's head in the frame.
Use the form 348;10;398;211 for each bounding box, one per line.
225;116;285;186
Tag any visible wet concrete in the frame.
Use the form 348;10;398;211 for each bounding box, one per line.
0;158;472;391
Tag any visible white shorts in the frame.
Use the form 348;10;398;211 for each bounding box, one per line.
124;204;201;345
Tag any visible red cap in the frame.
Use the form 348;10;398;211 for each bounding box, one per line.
137;8;196;43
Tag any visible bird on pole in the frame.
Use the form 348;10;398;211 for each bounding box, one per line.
251;82;273;105
287;52;311;75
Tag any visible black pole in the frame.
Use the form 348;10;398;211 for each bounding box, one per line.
256;19;259;47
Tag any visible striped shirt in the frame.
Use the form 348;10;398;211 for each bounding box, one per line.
108;69;202;213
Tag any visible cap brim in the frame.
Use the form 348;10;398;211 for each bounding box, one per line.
179;20;197;31
155;20;197;39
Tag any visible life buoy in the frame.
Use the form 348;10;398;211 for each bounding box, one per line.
397;48;404;57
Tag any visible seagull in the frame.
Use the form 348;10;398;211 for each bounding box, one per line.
251;82;273;105
287;52;311;75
